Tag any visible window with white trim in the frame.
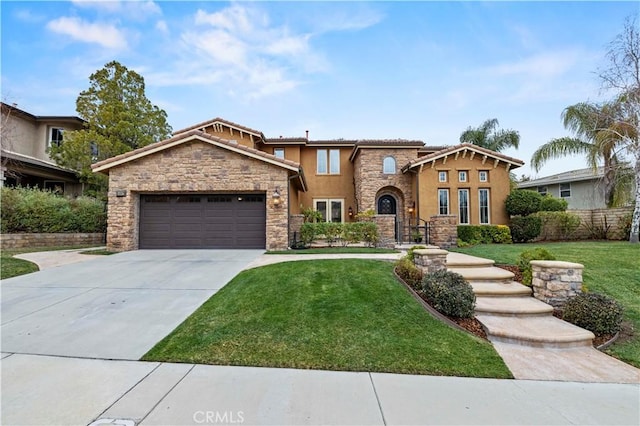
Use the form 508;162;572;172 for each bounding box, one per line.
274;148;285;159
317;149;340;174
560;183;571;198
479;189;490;224
458;189;469;224
479;170;488;182
383;156;396;174
459;171;467;182
438;171;447;182
314;199;344;223
438;189;449;215
537;186;548;196
49;127;64;148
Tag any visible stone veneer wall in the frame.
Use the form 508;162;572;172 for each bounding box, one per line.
530;260;584;307
353;148;417;223
373;214;396;247
106;141;290;251
289;214;304;246
0;233;106;249
413;248;448;275
428;215;457;248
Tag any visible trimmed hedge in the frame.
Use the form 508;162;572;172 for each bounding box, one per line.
563;293;624;336
422;270;476;318
539;195;568;212
394;258;423;290
517;248;555;285
509;215;542;243
505;190;542;217
1;187;106;233
299;221;379;247
536;211;581;240
457;225;512;245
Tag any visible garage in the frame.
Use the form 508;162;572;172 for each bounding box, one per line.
139;194;266;249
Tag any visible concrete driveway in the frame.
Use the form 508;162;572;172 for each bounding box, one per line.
1;250;263;360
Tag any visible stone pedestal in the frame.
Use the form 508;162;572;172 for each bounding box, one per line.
413;248;449;275
288;214;304;246
429;215;457;249
530;260;584;307
373;215;396;248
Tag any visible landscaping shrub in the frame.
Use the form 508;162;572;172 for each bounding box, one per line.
620;210;633;240
509;215;542;243
536;211;581;241
457;225;512;245
298;221;378;247
422;270;476;318
299;222;317;246
1;187;106;233
406;245;427;261
539;195;568;212
516;248;555;285
394;258;423;290
505;190;542;217
323;222;343;247
359;221;379;247
563;293;624;336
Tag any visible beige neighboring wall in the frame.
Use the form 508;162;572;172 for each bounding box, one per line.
104;140;290;251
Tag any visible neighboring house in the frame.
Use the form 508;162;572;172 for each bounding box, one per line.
0;102;85;196
518;167;618;210
92;117;524;251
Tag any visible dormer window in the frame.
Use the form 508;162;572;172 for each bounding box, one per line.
49;127;64;148
383;156;396;174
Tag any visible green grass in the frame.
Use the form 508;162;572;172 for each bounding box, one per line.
144;259;512;378
0;245;97;280
267;247;398;254
451;241;640;368
80;249;116;255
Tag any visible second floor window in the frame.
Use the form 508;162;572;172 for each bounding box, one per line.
459;171;468;182
274;148;285;159
317;149;340;174
439;171;447;182
383;156;396;174
49;127;64;148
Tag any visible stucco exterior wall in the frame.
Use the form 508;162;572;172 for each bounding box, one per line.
105;140;290;251
417;155;512;225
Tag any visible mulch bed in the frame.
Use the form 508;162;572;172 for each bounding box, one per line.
449;316;487;340
552;308;616;348
495;264;523;283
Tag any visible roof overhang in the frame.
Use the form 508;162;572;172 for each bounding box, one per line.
1;149;79;179
401;143;524;173
349;141;424;162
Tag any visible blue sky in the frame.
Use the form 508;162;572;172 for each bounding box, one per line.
2;1;638;178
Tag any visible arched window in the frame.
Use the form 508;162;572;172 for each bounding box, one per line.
383;156;396;174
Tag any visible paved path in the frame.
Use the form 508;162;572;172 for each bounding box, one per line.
14;247;107;270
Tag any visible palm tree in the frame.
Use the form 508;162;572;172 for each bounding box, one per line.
530;102;631;208
459;118;520;152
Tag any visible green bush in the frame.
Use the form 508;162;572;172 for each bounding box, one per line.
422;270;476;318
563;293;624;336
536;211;581;240
505;190;542;217
360;221;379;247
509;215;542;243
539;195;568;212
457;225;512;245
406;245;427;261
297;221;379;247
516;248;555;285
1;187;106;233
323;222;343;247
394;258;423;289
299;222;317;246
620;210;633;240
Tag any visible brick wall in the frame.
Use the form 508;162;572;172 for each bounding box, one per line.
1;233;105;249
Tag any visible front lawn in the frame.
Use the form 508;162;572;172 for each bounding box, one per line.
0;245;97;279
144;259;512;378
452;241;640;368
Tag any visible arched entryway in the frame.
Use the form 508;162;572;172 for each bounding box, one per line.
377;194;397;215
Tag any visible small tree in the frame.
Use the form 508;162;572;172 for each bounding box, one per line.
505;190;542;216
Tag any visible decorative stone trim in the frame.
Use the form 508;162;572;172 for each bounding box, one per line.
530;260;584;307
0;233;106;249
413;248;448;274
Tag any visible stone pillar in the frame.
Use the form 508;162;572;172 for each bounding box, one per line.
530;260;584;308
289;214;304;247
429;215;458;249
413;248;449;275
373;214;396;248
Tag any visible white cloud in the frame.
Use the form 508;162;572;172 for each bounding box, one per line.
156;20;168;33
71;0;161;19
46;16;128;50
486;50;581;78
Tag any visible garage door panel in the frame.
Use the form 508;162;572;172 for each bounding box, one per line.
140;194;266;249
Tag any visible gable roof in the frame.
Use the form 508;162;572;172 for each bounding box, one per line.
92;130;303;175
518;167;604;188
401;143;524;173
348;139;424;161
173;117;264;139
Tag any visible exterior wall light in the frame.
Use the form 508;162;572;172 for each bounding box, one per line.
348;206;354;217
408;201;415;214
272;187;281;206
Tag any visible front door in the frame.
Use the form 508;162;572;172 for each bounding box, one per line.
377;195;398;240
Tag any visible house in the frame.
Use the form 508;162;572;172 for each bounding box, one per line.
92;117;524;251
517;167;631;210
0;102;85;196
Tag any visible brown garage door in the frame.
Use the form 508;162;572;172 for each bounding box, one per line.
139;194;266;249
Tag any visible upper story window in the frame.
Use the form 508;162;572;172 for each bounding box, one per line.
479;170;489;182
438;171;448;182
560;183;571;198
274;148;285;159
383;156;396;174
49;127;64;148
317;149;340;174
458;171;468;182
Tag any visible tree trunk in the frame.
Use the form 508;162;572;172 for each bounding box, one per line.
630;156;640;243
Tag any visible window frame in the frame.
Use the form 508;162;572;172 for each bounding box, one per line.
317;149;328;174
329;149;340;174
458;171;468;183
438;171;447;183
479;170;488;182
48;127;64;148
383;156;396;174
479;188;490;224
438;189;450;215
560;183;571;198
313;198;344;223
317;149;340;174
537;186;548;196
458;189;470;224
274;148;285;159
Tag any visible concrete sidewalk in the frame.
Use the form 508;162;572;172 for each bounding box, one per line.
2;353;638;425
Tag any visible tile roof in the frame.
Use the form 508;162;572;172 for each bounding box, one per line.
92;130;301;173
402;143;524;172
173;117;264;137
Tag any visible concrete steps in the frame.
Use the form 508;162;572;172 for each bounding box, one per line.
449;266;514;283
470;281;532;297
475;296;553;316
